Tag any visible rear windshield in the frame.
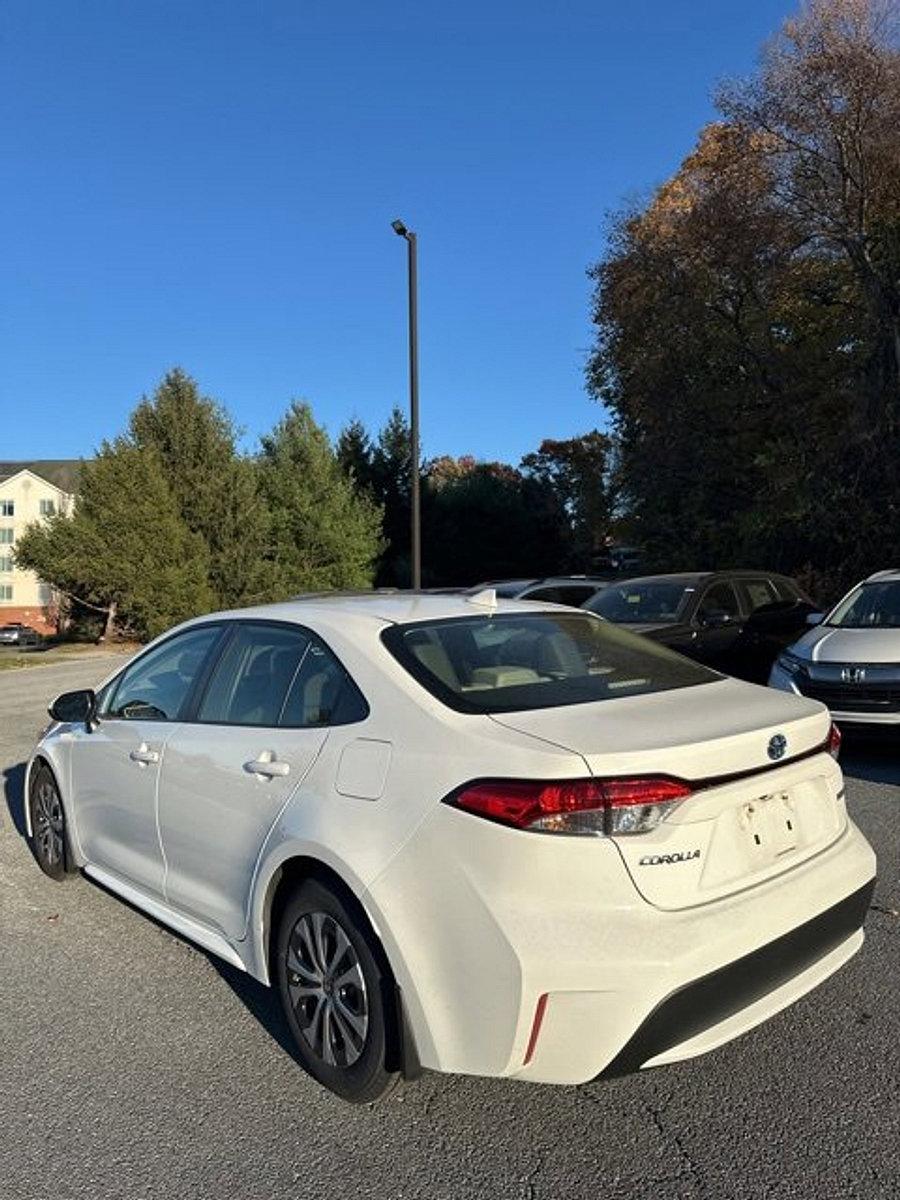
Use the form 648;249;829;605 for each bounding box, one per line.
587;581;692;624
382;612;719;714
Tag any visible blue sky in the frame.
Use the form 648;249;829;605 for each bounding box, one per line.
1;0;797;464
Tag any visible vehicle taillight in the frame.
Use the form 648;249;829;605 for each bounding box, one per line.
447;776;692;836
828;722;842;759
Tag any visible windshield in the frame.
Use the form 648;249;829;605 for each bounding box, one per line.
587;581;692;624
382;611;719;714
827;581;900;629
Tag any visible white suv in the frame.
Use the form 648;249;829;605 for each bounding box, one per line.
769;569;900;725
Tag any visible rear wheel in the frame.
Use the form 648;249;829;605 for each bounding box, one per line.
275;878;399;1104
28;763;72;881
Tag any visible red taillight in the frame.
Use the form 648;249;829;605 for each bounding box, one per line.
448;776;692;835
828;722;842;759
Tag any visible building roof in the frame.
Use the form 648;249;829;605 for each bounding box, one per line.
0;460;81;493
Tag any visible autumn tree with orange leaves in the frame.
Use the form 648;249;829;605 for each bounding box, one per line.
589;0;900;599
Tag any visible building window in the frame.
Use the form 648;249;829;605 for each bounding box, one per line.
0;501;13;517
0;529;12;545
0;557;13;573
39;499;56;516
0;585;11;600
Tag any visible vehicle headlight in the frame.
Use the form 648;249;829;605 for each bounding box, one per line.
775;650;806;677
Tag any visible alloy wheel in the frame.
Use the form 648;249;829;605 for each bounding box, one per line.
286;911;369;1068
33;777;64;868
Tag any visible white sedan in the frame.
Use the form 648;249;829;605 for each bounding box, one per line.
27;592;876;1103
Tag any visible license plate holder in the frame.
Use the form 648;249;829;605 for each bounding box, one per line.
741;791;798;858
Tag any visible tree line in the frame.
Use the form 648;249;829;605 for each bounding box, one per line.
587;0;900;601
16;370;613;640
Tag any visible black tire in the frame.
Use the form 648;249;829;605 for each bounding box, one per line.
28;763;73;881
275;877;400;1104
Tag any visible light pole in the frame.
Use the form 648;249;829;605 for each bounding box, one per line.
391;218;421;589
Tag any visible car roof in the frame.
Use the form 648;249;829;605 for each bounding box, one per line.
185;590;585;630
606;570;792;587
865;568;900;582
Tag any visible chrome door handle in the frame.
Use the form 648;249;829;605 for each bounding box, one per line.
130;745;159;765
245;758;291;778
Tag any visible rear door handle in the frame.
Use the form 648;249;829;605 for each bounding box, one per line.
129;745;160;765
245;758;291;778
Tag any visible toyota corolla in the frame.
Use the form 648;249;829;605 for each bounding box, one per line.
26;592;876;1102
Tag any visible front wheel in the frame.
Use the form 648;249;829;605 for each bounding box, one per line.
275;878;399;1104
28;763;73;881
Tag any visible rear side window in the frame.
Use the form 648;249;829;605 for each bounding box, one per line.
382;612;720;714
197;622;368;728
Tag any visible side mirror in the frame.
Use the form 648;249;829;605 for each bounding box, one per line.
49;688;97;727
805;612;825;627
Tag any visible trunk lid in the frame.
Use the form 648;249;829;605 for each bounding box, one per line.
489;678;845;909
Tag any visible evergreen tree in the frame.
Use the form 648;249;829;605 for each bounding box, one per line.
15;441;212;640
258;402;383;593
130;368;271;608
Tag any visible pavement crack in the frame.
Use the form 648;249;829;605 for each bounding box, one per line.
643;1090;704;1195
869;902;899;918
520;1148;547;1199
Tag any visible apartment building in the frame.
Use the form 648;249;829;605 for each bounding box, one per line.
0;460;78;633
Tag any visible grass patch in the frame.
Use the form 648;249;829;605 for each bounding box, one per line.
0;643;134;672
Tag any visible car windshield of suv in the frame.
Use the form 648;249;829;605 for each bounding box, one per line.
383;612;719;714
827;581;900;629
587;581;692;624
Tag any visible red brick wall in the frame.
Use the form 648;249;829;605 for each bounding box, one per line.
0;606;57;635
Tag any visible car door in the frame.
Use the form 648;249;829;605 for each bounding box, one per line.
68;624;224;897
691;580;744;671
156;621;368;941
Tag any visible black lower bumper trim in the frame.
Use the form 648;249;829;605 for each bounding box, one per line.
598;878;876;1079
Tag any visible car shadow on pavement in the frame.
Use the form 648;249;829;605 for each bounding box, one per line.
3;761;28;837
207;958;304;1065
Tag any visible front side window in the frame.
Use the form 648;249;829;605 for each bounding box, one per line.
39;499;56;516
697;582;741;623
0;585;11;600
0;501;13;517
105;625;221;721
383;612;719;714
743;579;777;612
0;556;13;573
197;622;368;728
828;581;900;629
588;581;692;624
0;529;13;545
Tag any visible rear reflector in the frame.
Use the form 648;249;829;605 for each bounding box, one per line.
828;722;842;759
523;993;549;1066
447;776;692;836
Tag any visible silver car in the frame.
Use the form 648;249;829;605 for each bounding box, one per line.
769;568;900;726
0;623;40;647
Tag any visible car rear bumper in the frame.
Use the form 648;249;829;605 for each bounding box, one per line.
595;878;874;1077
365;808;876;1084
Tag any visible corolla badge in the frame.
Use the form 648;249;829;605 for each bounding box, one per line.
768;733;787;761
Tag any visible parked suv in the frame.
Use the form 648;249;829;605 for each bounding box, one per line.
585;571;817;682
468;577;610;608
769;569;900;725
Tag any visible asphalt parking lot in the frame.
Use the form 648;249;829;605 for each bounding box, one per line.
1;658;897;1200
